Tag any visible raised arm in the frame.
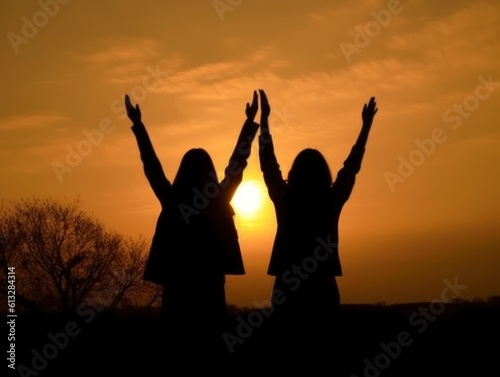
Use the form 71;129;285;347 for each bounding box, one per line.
332;97;378;203
258;89;286;203
125;95;171;206
219;91;260;201
356;96;378;149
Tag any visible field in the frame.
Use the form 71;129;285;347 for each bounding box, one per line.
7;300;500;376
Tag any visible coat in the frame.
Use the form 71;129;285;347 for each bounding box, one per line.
259;133;366;277
132;119;259;285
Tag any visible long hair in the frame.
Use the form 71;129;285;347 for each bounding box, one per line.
287;148;332;194
172;148;218;204
169;149;242;274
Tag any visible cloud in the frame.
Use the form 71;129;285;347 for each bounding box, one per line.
152;48;276;97
387;1;500;71
78;38;183;84
84;38;164;65
0;114;70;130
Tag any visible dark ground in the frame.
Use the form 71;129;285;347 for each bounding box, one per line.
6;300;500;376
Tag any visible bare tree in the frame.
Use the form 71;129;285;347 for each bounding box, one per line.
0;197;161;315
93;235;162;312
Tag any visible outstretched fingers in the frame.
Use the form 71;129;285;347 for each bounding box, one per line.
251;90;258;108
124;94;142;123
125;94;133;109
365;97;378;113
259;89;271;118
245;90;259;121
259;89;267;102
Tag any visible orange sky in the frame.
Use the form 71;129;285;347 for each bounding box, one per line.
1;0;499;307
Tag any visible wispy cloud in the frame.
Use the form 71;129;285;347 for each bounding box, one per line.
78;38;182;84
388;1;499;70
0;114;70;130
84;38;164;65
153;48;276;97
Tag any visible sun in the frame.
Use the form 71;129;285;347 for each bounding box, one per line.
231;180;264;218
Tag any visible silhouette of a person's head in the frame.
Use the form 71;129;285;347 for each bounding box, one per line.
173;148;217;192
287;148;332;193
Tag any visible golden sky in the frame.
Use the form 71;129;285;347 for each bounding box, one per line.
1;0;499;307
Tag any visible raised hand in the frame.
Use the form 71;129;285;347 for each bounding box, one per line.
125;94;142;124
362;97;378;125
259;89;270;119
355;96;378;148
245;90;259;121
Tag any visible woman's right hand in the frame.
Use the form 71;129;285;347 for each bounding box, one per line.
259;89;270;119
245;90;259;121
125;94;142;124
362;97;378;125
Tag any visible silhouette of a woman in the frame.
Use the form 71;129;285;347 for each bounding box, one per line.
257;89;378;354
125;92;260;358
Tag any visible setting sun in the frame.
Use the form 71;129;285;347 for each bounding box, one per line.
231;180;264;218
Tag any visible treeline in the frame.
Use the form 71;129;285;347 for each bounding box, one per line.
0;197;162;316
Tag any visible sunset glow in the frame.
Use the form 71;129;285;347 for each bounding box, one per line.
1;0;499;309
231;180;264;219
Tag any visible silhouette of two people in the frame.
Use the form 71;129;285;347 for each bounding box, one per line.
125;90;378;369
